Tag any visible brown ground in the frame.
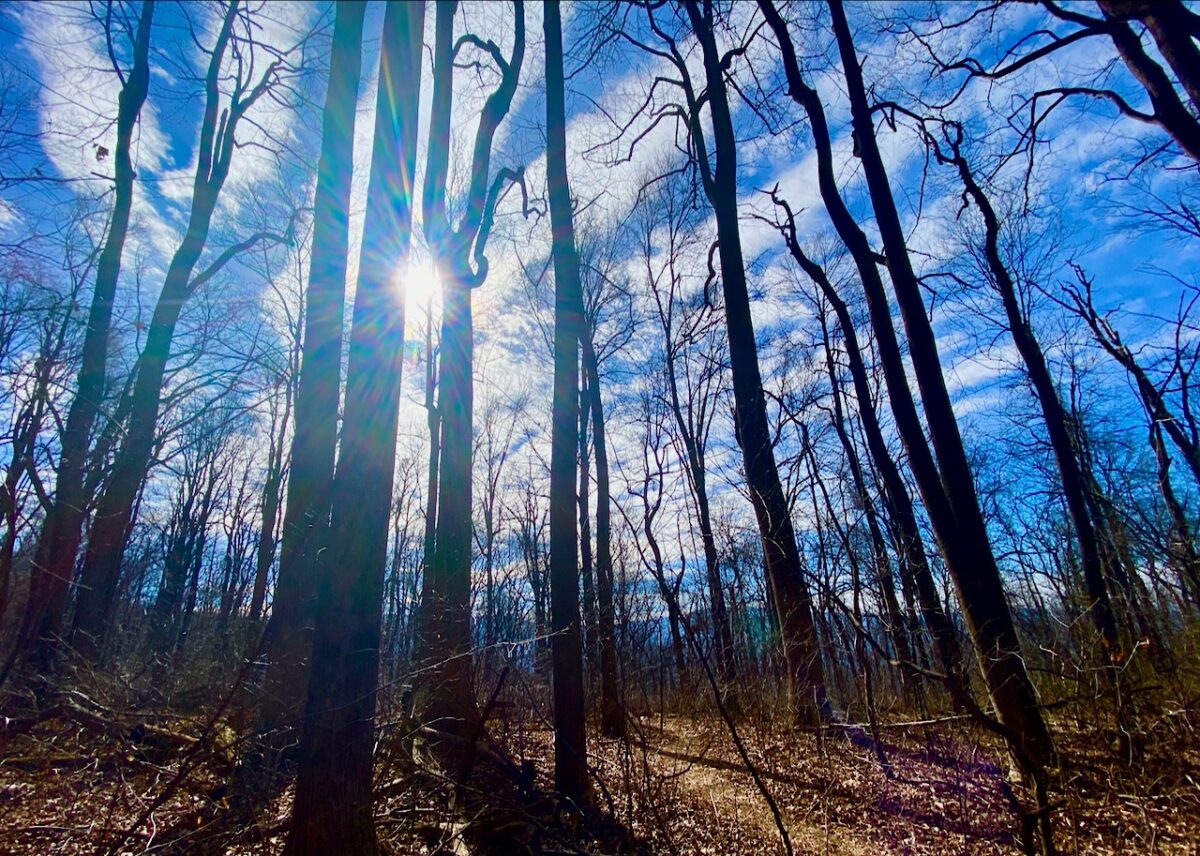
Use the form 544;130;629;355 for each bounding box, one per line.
0;697;1197;854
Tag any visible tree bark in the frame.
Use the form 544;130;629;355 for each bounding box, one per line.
582;332;625;737
681;0;827;726
285;3;422;850
70;1;263;662
416;0;524;751
258;0;365;743
249;390;291;624
759;1;972;711
940;136;1121;654
1095;0;1200;160
578;371;599;666
816;309;913;678
545;0;590;802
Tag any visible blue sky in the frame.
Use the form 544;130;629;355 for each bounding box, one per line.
0;0;1195;601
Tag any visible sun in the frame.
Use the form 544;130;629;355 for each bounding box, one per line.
404;259;441;310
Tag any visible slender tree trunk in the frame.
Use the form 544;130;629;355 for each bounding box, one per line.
1072;285;1200;488
645;524;687;681
943;139;1121;654
578;372;598;666
827;0;1055;775
173;526;208;656
70;0;279;665
259;0;365;742
19;0;154;670
582;333;624;737
545;0;590;802
758;3;974;710
249;392;291;623
661;330;738;694
1150;420;1200;606
816;310;913;678
0;344;59;623
285;4;422;850
682;0;827;727
417;296;439;633
70;205;211;660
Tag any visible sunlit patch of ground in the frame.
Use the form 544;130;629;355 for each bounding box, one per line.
1;700;1197;854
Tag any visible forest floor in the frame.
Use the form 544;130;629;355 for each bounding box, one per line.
0;690;1197;855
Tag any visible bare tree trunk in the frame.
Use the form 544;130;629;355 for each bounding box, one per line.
681;0;827;727
758;4;973;711
546;0;589;802
937;135;1121;654
417;295;439;628
1149;420;1200;605
827;0;1055;776
249;384;292;624
1115;0;1200;113
417;0;524;752
582;333;624;737
286;3;422;850
71;0;283;663
578;371;598;665
421;269;479;740
1093;0;1200;160
658;305;738;697
18;0;154;672
815;309;913;682
258;0;365;743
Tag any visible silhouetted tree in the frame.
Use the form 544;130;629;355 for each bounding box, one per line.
286;2;423;851
258;0;366;745
18;0;154;673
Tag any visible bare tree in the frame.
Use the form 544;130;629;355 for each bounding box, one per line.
610;0;827;725
636;169;739;703
18;0;154;673
69;0;301;663
258;0;366;745
416;0;526;752
286;2;423;850
545;0;590;803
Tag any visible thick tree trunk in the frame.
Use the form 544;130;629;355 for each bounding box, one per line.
259;0;365;743
682;0;827;727
285;3;422;851
1095;0;1200;160
421;272;477;741
545;0;590;802
1124;0;1200;114
417;0;524;756
19;0;154;670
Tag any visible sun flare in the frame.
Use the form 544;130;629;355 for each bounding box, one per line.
404;260;441;309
